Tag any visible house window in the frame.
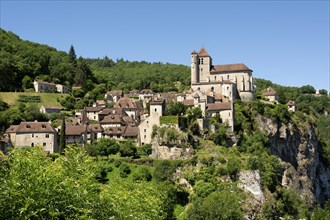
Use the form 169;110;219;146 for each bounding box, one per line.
144;129;146;132
144;135;146;139
229;112;231;117
211;87;214;92
46;134;49;138
214;76;217;81
31;143;34;147
43;143;46;147
155;108;157;112
227;75;229;79
117;135;120;138
32;134;34;137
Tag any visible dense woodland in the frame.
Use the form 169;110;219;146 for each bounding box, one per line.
1;28;330;219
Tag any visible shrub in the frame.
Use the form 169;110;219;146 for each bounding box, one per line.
132;167;152;182
119;163;131;178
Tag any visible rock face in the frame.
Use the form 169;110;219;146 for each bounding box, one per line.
150;141;194;160
238;170;265;202
256;116;330;205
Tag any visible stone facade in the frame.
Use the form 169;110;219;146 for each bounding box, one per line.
191;48;254;102
8;122;58;153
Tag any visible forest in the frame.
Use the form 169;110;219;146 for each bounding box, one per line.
1;28;330;219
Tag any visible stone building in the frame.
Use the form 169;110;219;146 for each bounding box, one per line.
190;48;254;102
6;122;58;153
139;98;166;145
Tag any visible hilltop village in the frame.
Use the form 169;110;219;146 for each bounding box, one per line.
2;48;294;154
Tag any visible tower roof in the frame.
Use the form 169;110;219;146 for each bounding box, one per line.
198;48;210;57
191;50;197;54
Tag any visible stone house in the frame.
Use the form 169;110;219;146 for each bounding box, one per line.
287;100;296;112
40;105;62;114
6;122;58;153
105;90;123;103
262;87;278;102
33;81;67;93
56;84;68;93
85;107;105;121
139;98;166;145
206;102;233;130
34;81;56;93
114;97;139;119
65;124;89;145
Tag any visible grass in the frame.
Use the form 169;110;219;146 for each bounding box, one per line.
0;92;69;108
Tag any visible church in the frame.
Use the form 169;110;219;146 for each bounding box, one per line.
190;48;255;102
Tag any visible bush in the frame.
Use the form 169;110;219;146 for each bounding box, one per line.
138;144;152;156
154;160;181;182
119;141;137;157
132;167;152;182
119;163;131;178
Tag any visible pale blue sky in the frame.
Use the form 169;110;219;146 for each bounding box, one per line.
1;1;329;90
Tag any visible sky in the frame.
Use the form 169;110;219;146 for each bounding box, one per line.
1;0;329;90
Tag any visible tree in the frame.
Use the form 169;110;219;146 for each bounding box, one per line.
60;115;66;153
96;138;120;158
119;141;137;157
300;85;315;94
186;190;244;220
68;45;77;64
22;75;33;91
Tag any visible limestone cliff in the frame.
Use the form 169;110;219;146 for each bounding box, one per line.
256;115;330;205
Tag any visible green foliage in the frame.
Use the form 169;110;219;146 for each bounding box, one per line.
132;166;152;182
17;95;41;103
154;160;181;182
273;188;309;219
160;115;179;125
186;190;244;220
312;201;330;220
166;101;187;116
119;140;137;157
317;115;330;164
0;146;103;219
119;162;131;178
138;144;152;156
59;116;66;153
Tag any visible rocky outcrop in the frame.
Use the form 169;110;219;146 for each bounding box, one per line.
256;115;330;205
238;170;265;202
150;140;194;160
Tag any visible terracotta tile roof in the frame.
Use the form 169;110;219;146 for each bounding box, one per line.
214;93;223;100
198;48;210;57
88;124;104;132
140;89;153;94
206;102;231;111
150;97;165;105
5;125;19;133
106;90;123;97
104;126;126;135
122;116;134;124
183;99;194;106
100;115;124;124
66;125;87;136
211;64;252;73
287;100;296;106
123;126;139;137
99;108;123;116
115;97;137;109
16;122;56;133
262;87;277;96
85;107;104;112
